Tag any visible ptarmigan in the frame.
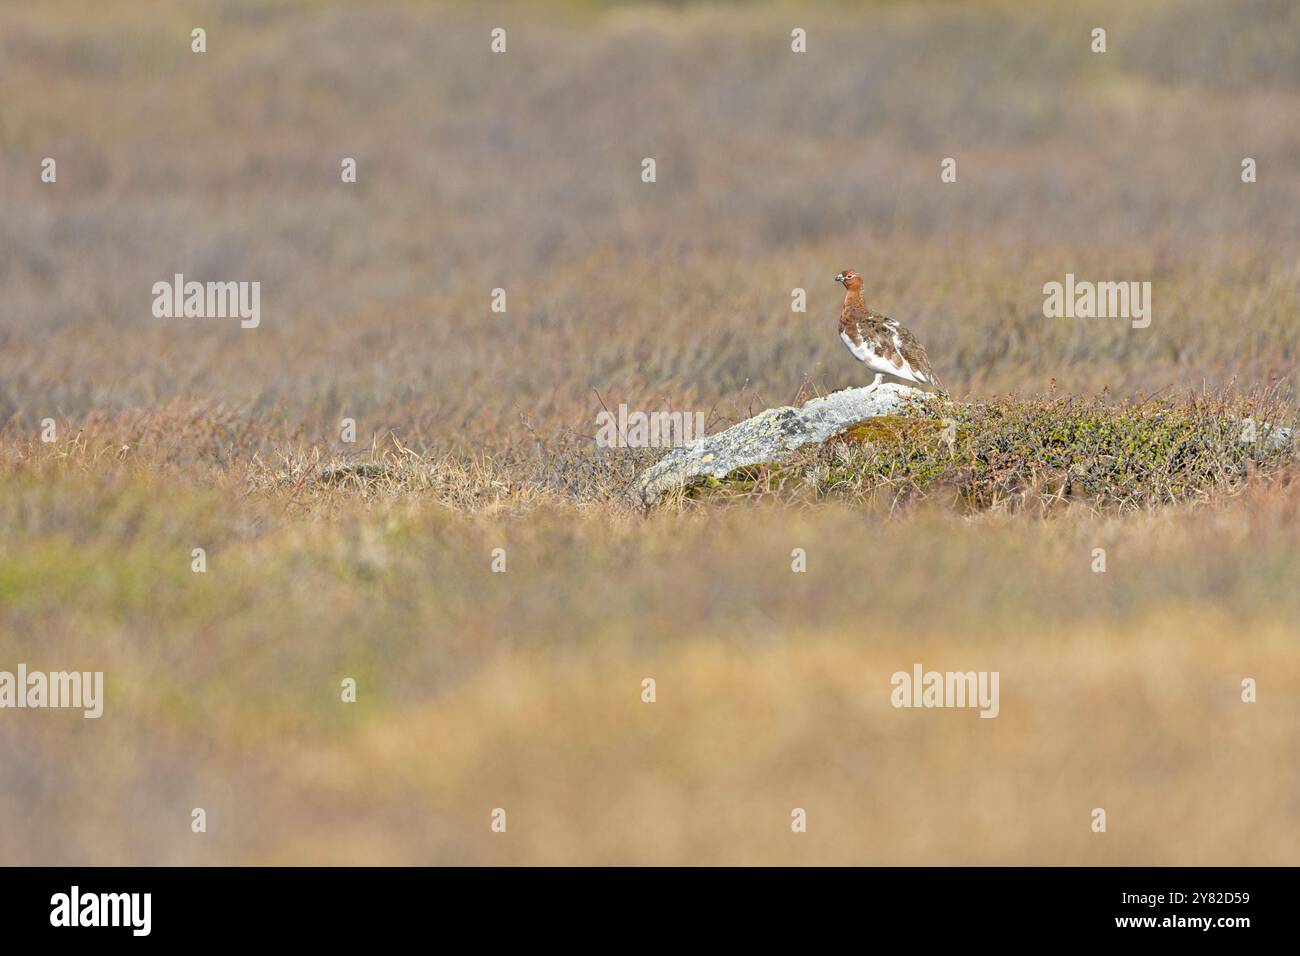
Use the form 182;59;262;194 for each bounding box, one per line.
835;270;945;394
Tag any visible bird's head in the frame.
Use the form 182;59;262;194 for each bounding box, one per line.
834;270;864;292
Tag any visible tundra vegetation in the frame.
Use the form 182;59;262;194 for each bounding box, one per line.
2;0;1299;865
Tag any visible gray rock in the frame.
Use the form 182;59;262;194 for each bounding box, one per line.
1232;416;1294;455
1237;418;1293;453
633;383;937;504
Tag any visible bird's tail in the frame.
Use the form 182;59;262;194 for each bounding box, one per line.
924;371;949;398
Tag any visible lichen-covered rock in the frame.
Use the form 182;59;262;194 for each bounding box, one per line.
1237;417;1293;452
633;383;937;504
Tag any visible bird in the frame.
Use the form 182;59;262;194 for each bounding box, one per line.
835;270;945;395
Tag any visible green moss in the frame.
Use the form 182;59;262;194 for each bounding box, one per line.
690;394;1294;512
685;462;805;499
830;415;948;446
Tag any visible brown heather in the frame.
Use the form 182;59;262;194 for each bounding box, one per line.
1;0;1299;864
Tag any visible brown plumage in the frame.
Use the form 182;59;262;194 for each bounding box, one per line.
834;270;944;394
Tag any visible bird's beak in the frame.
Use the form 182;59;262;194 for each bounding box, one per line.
834;273;845;282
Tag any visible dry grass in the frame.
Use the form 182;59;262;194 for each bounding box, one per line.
2;0;1299;865
4;454;1300;864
